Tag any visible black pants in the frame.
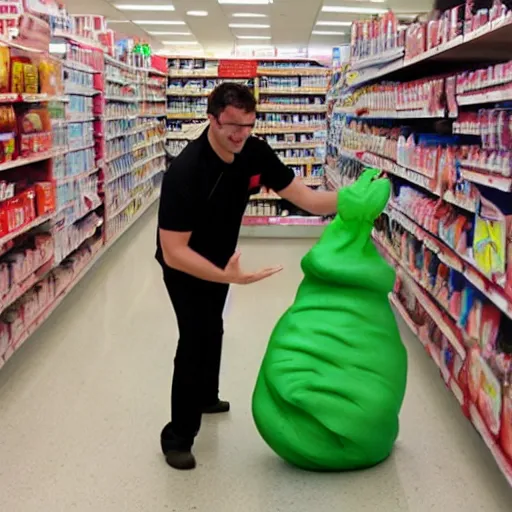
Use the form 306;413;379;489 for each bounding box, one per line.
163;268;229;446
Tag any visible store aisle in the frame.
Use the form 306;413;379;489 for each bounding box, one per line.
0;208;510;512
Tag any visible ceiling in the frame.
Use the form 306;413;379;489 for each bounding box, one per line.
65;0;432;56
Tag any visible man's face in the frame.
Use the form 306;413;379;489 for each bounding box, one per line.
209;105;256;154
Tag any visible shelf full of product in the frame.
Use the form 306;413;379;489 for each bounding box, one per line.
165;57;330;234
327;5;512;486
0;8;167;370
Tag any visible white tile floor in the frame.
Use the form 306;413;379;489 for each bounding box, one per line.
0;206;511;511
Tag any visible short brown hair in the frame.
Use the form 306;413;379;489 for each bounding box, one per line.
207;83;256;118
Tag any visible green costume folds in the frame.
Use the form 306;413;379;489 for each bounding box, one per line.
252;169;408;471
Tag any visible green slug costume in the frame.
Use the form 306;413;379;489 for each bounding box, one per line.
252;169;408;471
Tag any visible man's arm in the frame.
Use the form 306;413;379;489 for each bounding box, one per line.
277;177;338;216
160;230;282;284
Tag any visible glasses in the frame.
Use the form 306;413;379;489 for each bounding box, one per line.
214;117;255;132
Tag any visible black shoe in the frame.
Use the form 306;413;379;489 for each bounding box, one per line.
165;449;196;470
202;400;230;414
160;423;196;470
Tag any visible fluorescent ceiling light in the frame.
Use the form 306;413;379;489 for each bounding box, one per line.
322;6;387;14
187;10;208;16
115;4;175;11
312;30;346;35
237;44;273;48
236;35;271;39
316;21;352;27
219;0;273;4
232;12;267;17
106;20;131;23
133;20;186;25
229;23;270;28
148;31;191;35
163;41;200;45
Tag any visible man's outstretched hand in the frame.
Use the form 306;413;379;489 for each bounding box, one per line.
224;251;283;285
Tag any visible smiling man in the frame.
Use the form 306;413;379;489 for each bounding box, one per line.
156;82;337;470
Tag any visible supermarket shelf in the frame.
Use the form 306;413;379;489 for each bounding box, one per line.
257;105;327;113
350;48;405;71
460;167;512;192
334;107;445;119
269;141;325;150
142;97;166;103
2;197;158;365
169;69;219;78
105;76;131;86
249;193;281;200
348;18;512;87
139;112;166;118
106;123;160;141
0;256;54;315
387;272;512;488
65;115;95;123
66;142;95;154
281;157;323;166
257;67;328;76
259;88;326;95
166;112;208;120
105;95;141;103
385;202;512;320
0;150;58;173
341;148;478;212
242;215;326;226
104;114;138;122
63;60;98;74
0;93;69;103
62;201;103;228
106;195;159;244
53;29;106;51
0;212;54;251
167;90;211;97
56;167;99;184
65;86;100;97
254;125;326;134
388;292;418;336
457;87;512;105
240;222;325;238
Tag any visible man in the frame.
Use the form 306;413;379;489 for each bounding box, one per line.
156;83;337;470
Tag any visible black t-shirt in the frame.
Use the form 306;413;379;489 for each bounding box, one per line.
156;128;295;270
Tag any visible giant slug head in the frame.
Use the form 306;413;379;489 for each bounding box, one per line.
337;168;391;224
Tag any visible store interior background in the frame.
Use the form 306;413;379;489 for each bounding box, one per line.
63;0;430;59
0;0;511;510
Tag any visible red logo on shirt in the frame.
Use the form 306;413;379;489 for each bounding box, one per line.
249;174;261;189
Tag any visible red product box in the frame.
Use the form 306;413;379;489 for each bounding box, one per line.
34;181;54;216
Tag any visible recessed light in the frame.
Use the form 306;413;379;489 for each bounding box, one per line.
187;10;208;16
229;23;270;28
316;21;352;27
162;41;200;45
312;30;346;36
232;12;267;17
133;20;186;25
114;4;175;11
321;6;387;14
236;35;271;39
148;31;192;35
219;0;273;4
